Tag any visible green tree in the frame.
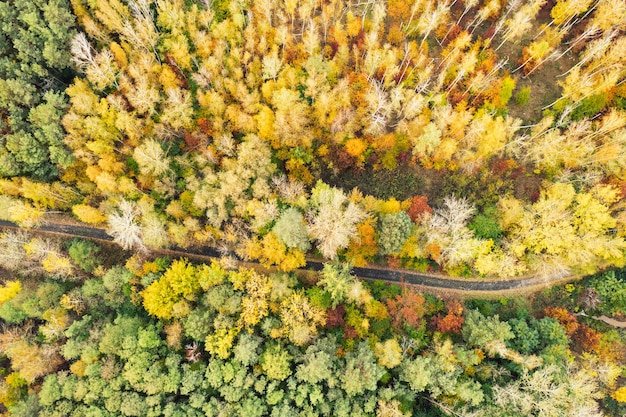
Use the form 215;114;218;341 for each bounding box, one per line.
0;0;75;179
378;212;413;256
67;238;101;273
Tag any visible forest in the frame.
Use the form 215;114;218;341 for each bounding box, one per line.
0;0;625;415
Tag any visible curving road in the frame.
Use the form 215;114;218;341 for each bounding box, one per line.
0;219;575;294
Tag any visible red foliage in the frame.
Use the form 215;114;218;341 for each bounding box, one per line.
544;306;579;336
197;118;212;135
183;131;200;150
342;325;358;339
448;91;466;106
490;158;517;176
407;195;433;223
396;151;410;165
483;26;496;39
325;304;346;329
332;148;356;172
443;25;463;46
386;288;426;329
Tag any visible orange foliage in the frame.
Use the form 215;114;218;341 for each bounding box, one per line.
544;306;579;336
387;0;412;20
426;243;441;261
572;324;602;353
346;219;379;267
386;25;405;45
349;74;370;107
407;195;433;223
344;138;368;158
386;288;426;329
432;300;465;334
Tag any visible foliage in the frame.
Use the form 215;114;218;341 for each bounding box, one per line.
0;235;620;416
0;0;75;179
67;238;101;273
378;212;413;256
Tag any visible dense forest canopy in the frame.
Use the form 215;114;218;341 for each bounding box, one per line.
0;235;624;416
0;0;625;415
0;0;625;280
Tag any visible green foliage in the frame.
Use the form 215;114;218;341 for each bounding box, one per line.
67;239;101;273
272;208;311;252
514;86;531;106
341;342;385;396
589;270;626;316
0;1;75;179
260;343;292;381
571;94;608;120
468;206;502;240
499;77;516;107
507;318;539;354
378;212;413;255
317;262;356;308
0;240;615;416
462;309;514;348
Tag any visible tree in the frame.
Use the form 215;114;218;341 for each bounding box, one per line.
273;292;326;346
386;288;426;330
378;212;413;255
462;309;514;354
340;342;385;396
0;0;76;179
107;199;145;251
317;263;356;308
307;181;365;259
141;259;200;319
272;208;311;252
260;343;292;381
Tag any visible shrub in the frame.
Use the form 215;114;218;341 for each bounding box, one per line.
515;86;531;106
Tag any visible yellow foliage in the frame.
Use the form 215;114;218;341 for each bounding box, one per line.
41;308;72;341
379;198;402;214
159;64;182;89
245;233;306;272
0;336;63;383
365;299;389;320
0;372;26;408
346;219;379;267
163;259;200;300
197;261;227;290
374;339;403;368
142;259;200;319
42;253;74;277
205;328;239;359
72;204;107;224
255;105;275;141
346;11;362;37
614;386;626;402
142;277;179;320
8;200;44;228
276;292;326;346
109;41;127;68
344;138;368;158
0;281;21;305
70;360;88;378
0;178;21;196
239;272;273;328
